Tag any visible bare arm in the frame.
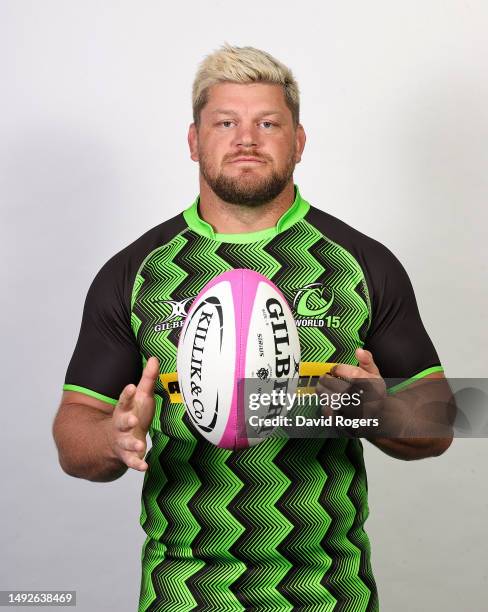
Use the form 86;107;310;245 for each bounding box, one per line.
53;393;127;482
368;434;452;461
52;357;159;482
367;372;454;460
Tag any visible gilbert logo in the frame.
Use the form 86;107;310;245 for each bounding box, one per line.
265;297;291;377
154;296;194;332
293;283;340;329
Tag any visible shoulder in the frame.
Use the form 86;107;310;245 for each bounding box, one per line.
100;212;186;275
304;204;414;311
87;212;187;310
305;204;410;277
305;205;399;265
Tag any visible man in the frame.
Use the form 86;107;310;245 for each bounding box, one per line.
53;44;453;611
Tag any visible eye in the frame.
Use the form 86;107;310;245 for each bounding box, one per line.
260;121;275;129
219;120;235;128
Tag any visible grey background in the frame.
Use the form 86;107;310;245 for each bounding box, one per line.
1;1;487;610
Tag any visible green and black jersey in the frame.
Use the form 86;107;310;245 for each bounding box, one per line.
64;185;442;611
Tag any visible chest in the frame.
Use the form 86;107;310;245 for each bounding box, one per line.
131;229;371;394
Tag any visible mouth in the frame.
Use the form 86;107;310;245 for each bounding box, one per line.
230;158;265;164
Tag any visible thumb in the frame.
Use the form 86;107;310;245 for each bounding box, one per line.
137;356;160;395
133;357;159;434
356;348;380;375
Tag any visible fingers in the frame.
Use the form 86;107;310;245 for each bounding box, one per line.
317;373;350;395
126;457;148;472
137;356;160;395
355;347;380;375
112;360;158;468
329;364;363;381
327;349;381;381
118;440;148;472
117;384;136;412
116;411;138;433
317;353;384;407
112;385;150;472
112;429;148;472
114;391;139;431
119;449;148;472
117;434;145;453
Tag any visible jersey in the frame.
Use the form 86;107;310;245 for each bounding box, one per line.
64;185;443;611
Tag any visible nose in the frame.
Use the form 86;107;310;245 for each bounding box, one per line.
233;121;259;148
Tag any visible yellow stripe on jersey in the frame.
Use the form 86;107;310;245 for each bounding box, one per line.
160;362;340;404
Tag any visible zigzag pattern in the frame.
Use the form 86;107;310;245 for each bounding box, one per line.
140;429;168;537
264;220;325;300
173;232;230;299
307;229;370;364
227;437;293;609
216;238;281;279
145;427;202;611
132;235;190;399
132;218;377;611
185;437;246;609
344;441;379;612
274;438;337;609
316;439;373;611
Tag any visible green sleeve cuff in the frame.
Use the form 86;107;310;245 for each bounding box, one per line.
387;366;444;395
63;384;118;406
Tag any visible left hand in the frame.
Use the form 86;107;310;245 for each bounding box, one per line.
316;348;387;421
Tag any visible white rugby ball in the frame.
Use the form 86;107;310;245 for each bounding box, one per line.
177;269;301;450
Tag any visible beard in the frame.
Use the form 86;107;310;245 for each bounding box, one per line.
198;148;297;207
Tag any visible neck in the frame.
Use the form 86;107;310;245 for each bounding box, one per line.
197;178;296;234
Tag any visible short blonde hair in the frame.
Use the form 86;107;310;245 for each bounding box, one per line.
192;43;300;127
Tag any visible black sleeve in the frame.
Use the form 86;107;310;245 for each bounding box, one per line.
304;206;442;390
63;250;142;404
362;242;442;383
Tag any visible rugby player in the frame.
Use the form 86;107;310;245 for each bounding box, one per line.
53;44;453;611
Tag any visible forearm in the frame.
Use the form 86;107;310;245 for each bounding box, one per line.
365;384;454;460
368;435;453;460
326;378;455;459
53;404;128;482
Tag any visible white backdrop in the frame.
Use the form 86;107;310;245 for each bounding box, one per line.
1;1;487;610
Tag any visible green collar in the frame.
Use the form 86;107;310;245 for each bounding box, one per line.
183;184;310;243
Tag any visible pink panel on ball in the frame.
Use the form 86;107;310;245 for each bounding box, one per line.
219;269;260;449
179;268;283;450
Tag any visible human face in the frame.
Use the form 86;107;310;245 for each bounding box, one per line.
188;82;305;206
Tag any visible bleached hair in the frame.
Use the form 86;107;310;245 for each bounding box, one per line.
192;43;300;127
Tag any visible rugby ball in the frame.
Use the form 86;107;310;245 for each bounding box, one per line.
177;269;300;450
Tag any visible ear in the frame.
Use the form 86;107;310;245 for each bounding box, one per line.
294;124;306;164
188;123;199;162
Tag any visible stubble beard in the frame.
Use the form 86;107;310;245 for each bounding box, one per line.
198;148;297;207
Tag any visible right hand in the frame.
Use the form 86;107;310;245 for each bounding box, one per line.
110;356;159;472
